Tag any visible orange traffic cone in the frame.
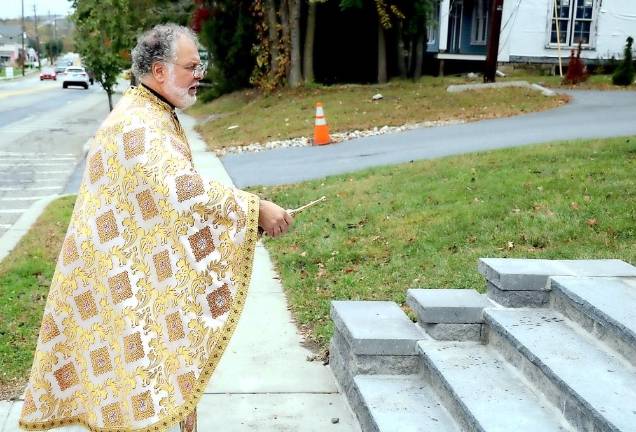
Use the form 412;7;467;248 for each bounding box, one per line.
313;102;331;145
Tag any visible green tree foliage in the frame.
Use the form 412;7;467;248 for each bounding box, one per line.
72;0;133;110
612;36;634;86
394;0;434;79
44;39;64;63
340;0;434;82
193;1;256;100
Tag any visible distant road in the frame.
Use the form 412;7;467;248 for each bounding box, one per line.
222;90;636;188
0;75;111;238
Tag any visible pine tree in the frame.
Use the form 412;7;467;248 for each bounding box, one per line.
612;36;634;86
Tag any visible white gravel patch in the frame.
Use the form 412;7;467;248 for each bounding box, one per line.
214;119;465;156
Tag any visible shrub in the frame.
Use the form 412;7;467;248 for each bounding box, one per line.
563;42;589;85
612;36;634;86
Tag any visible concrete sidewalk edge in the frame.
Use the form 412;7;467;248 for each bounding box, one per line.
0;194;64;263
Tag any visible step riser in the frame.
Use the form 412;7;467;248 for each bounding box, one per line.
330;330;421;399
348;379;382;432
418;322;484;342
486;281;550;308
551;285;636;368
485;319;616;432
418;354;485;432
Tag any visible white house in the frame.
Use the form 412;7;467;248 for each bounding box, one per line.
428;0;636;68
0;43;21;67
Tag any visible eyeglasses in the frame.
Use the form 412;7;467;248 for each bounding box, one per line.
169;62;207;78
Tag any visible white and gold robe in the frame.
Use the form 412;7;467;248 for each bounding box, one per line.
19;85;259;431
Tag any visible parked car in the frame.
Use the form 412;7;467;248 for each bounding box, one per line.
39;68;56;81
54;60;72;74
62;66;90;89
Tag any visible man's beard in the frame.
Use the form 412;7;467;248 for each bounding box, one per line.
166;66;197;109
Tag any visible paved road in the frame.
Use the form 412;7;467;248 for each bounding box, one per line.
0;75;112;238
222;90;636;188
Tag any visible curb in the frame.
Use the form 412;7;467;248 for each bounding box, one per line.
0;194;64;263
447;80;557;97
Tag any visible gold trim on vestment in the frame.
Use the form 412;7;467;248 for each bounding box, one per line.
19;85;260;432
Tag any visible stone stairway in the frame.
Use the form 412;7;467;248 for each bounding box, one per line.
329;258;636;432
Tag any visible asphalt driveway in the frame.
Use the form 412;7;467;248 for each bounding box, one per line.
221;90;636;188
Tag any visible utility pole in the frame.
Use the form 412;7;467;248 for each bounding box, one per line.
52;10;57;41
484;0;504;83
33;3;41;69
21;0;26;76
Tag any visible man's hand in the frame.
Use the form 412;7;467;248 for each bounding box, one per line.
258;200;293;237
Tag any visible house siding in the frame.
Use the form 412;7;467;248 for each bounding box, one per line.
432;0;635;63
499;0;636;62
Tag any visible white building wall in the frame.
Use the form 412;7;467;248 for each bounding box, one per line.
498;0;636;63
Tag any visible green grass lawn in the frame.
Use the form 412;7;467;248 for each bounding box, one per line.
2;136;635;397
188;77;568;151
500;71;635;90
0;195;75;399
250;136;636;351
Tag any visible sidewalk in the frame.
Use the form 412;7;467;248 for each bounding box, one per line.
0;69;39;82
0;113;360;432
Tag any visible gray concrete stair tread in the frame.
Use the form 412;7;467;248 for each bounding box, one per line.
551;276;636;339
417;340;573;431
407;288;492;323
354;374;459;432
485;308;636;431
331;301;425;355
479;258;636;291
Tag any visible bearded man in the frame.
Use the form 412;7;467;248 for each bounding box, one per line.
19;24;292;432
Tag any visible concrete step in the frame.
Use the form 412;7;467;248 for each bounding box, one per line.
550;276;636;367
417;340;573;432
352;374;459;432
331;301;426;356
329;301;427;401
407;288;493;341
478;258;636;307
485;308;636;432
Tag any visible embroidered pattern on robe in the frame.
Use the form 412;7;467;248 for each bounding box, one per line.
19;85;259;432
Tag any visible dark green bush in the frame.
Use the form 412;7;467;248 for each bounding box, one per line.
612;36;634;86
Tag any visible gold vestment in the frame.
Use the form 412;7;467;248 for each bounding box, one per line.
19;86;259;431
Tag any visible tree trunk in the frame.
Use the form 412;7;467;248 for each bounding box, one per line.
414;32;425;80
265;0;280;77
279;0;291;82
288;0;303;87
407;39;413;76
303;1;316;84
396;21;407;79
107;90;113;112
377;21;387;83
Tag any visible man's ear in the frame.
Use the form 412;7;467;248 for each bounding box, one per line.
151;62;167;83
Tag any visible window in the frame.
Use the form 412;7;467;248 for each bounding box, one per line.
427;1;440;45
471;0;489;45
549;0;596;47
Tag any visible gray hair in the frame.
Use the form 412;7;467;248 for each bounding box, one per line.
131;23;198;79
